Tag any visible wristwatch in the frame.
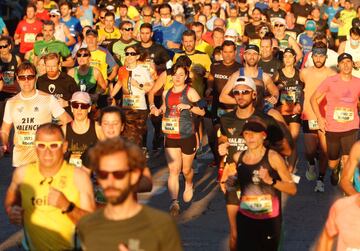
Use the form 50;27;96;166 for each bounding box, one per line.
62;202;75;214
139;83;144;88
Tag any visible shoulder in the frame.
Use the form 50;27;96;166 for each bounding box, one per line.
78;208;105;229
142;205;175;225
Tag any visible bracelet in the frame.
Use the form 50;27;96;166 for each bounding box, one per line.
62;202;75;214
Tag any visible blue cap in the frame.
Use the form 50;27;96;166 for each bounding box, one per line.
305;20;316;31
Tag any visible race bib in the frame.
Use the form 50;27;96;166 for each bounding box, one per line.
308;120;319;130
69;152;82;168
240;194;273;213
296;16;307;25
122;94;141;109
24;33;36;43
333;107;354;122
280;90;296;103
162;117;180;134
18;131;35;146
2;71;14;85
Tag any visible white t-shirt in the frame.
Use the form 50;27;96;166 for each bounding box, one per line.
304;49;338;70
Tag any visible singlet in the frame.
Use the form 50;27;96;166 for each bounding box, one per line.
164;74;174;91
354;166;360;192
239;67;265;109
0;53;19;94
237;148;281;219
54;23;67;43
20;162;80;251
278;34;290;52
3;90;65;167
66;120;98;167
276;69;304;108
79;5;94;27
344;40;360;78
74;67;97;93
163;85;194;139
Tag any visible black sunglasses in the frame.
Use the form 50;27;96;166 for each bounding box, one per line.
99;16;105;19
71;102;91;109
96;170;131;180
50;15;58;18
77;53;90;57
125;52;138;56
274;24;285;27
122;27;134;31
0;44;8;49
232;89;253;96
17;75;36;81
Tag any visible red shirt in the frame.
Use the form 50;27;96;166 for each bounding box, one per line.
15;20;43;53
36;10;50;22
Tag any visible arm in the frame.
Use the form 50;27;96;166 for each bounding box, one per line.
219;71;239;105
2;27;9;36
63;26;76;47
110;80;123;98
95;122;105;141
315;227;335;251
1;122;12;151
187;87;205;116
288;36;303;62
340;141;360;196
337;41;345;54
93;67;107;91
310;88;327;132
205;72;214;97
136;167;153;193
57;111;73;125
67;68;75;78
61;56;75;68
5;166;25;225
107;64;119;82
263;73;279;104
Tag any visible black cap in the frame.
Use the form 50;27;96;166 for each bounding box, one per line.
338;53;353;63
241;118;267;135
245;44;260;54
86;29;98;37
284;48;296;56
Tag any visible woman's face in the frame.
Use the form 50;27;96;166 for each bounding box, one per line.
76;50;90;66
243;130;265;149
172;67;187;86
124;48;139;66
283;52;295;66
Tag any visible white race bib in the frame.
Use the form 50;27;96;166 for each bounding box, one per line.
24;33;36;43
162;117;180;134
18;131;35;146
296;16;307;25
240;194;273;213
333;107;354;122
122;94;141;109
308;120;319;130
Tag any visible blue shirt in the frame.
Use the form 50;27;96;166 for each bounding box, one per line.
325;6;343;33
153;20;187;53
298;33;313;56
61;17;82;37
0;17;6;34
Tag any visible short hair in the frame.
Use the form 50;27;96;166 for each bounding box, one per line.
0;36;14;50
104;11;115;19
119;4;128;9
77;47;91;55
182;30;196;40
16;61;37;76
36;123;65;140
261;34;273;45
313;32;327;43
312;41;327;50
252;7;263;14
26;3;37;12
99;106;126;125
213;46;222;57
141;5;153;14
43;20;55;28
158;3;172;13
59;0;71;9
221;40;236;50
120;20;133;29
89;137;146;172
140;22;153;32
44;52;60;64
175;55;192;68
350;26;360;36
212;27;225;36
171;62;189;77
124;44;140;54
191;21;204;32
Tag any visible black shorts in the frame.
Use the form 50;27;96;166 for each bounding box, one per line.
302;120;318;134
338;35;347;42
225;189;240;205
283;114;301;125
326;129;358;160
165;134;197;155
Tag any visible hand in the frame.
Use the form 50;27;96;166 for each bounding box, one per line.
166;40;178;49
258;166;273;185
218;142;229;156
354;61;360;69
8;205;24;225
317;117;327;133
118;243;129;251
205;88;213;97
177;103;191;112
265;96;278;105
293;103;302;114
48;187;70;211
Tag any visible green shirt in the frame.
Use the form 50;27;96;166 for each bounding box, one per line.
112;39;137;66
34;39;71;58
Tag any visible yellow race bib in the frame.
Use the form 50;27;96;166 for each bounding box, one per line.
162;117;180;134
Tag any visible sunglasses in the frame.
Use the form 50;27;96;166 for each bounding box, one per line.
96;170;131;180
99;16;105;19
125;52;138;56
50;15;58;18
71;102;91;109
122;27;134;31
274;24;285;27
0;44;9;49
77;53;90;57
232;89;253;96
17;75;36;81
35;141;63;150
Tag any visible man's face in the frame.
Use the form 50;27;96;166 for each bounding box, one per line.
338;58;353;75
272;1;279;9
121;24;134;40
202;6;211;17
233;85;256;108
36;0;44;10
43;25;54;41
17;69;36;94
244;50;260;67
252;9;262;22
104;16;115;29
183;35;195;53
85;34;97;49
312;53;327;68
213;31;224;47
344;1;351;10
260;39;273;59
159;7;171;20
45;58;60;78
101;112;123;139
119;7;128;17
142;9;152;23
60;5;70;17
97;152;136;205
213;19;225;30
229;9;238;18
191;25;203;42
140;27;153;43
222;45;236;64
26;7;36;19
35;130;67;169
311;9;320;19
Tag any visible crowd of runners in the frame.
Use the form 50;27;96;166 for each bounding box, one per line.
0;0;359;250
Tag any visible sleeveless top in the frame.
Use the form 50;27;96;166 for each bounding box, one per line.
20;162;80;250
66;120;98;167
0;53;19;94
79;5;94;27
276;68;304;107
239;67;265;109
74;66;97;93
278;34;290;52
237;148;281;219
163;85;194;139
54;23;67;42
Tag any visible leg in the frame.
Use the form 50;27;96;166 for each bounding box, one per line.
165;147;183;201
287;122;301;173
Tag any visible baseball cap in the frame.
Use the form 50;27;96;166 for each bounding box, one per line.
49;9;61;16
284;48;296;56
86;29;98;37
272;17;286;26
233;76;257;92
337;53;353;63
241;118;268;135
225;29;238;37
245;44;260;54
71;91;92;104
305;20;316;31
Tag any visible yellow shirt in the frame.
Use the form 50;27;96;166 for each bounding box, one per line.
127;6;140;20
98;27;121;41
90;48;108;80
20;162;80;250
226;18;244;37
195;40;213;57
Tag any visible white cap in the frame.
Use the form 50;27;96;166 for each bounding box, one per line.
271;17;286;26
233;76;256;92
50;9;61;16
225;28;238;37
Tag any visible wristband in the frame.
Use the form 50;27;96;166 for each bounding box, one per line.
62;202;75;214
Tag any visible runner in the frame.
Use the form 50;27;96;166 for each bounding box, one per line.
311;53;360;187
4;123;95;250
112;20;137;66
258;35;283;81
338;27;360;78
340;140;360;195
49;9;77;47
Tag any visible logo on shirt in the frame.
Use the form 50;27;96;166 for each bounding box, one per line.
17;106;24;113
228;127;237;136
34;107;39;112
48;84;56;94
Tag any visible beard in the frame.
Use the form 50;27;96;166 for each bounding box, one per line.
104;186;132;205
313;59;326;68
237;99;254;109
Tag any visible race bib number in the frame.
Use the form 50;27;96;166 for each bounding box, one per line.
240;194;273;213
333;107;354;122
24;33;36;43
280;90;296;103
18;131;35;146
308;120;319;130
296;16;307;25
162;117;180;134
69;152;82;168
122;94;141;109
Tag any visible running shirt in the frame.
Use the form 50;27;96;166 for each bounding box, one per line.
0;17;6;34
135;42;171;74
79;5;95;27
153;20;187;52
325;6;342;33
237;148;281;219
0;54;20;94
258;58;283;78
226;18;244;37
3;90;65;167
163;86;194;139
278;34;290;52
335;9;357;37
89;47;117;80
316;74;360;132
73;67;97;93
61;16;82;38
291;3;312;26
34;39;71;58
344;40;360;78
20;161;80;250
14;19;43;53
297;33;314;56
195;40;213;57
36;10;50;22
54;23;67;43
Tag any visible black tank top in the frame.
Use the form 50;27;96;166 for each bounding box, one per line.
0;53;19;93
237;148;281;219
276;68;304;105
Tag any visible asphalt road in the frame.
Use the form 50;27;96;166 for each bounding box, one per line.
0;133;343;251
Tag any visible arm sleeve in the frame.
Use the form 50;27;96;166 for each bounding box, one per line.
49;95;66;118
